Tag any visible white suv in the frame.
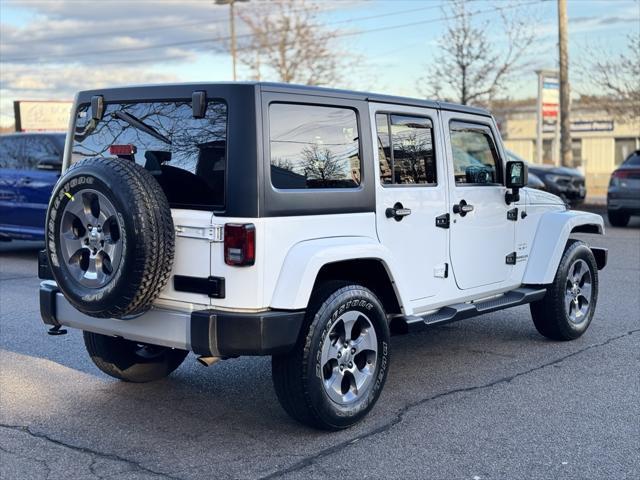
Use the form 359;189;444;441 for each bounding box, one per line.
39;83;607;429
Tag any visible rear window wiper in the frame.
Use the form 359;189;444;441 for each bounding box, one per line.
112;110;171;145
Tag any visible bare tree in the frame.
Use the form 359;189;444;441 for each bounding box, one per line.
238;0;344;85
579;35;640;120
394;131;429;184
301;144;343;184
422;0;534;107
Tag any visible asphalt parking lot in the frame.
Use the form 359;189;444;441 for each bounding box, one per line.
1;213;638;480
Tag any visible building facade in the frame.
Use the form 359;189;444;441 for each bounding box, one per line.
496;100;639;198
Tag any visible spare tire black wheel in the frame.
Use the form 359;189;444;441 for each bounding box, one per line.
46;156;174;319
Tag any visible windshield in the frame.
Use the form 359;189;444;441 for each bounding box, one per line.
72;100;227;209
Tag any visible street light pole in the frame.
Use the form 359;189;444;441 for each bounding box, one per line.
558;0;572;167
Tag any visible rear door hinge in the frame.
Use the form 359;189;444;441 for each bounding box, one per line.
435;213;450;229
505;252;517;265
175;224;224;242
507;208;518;221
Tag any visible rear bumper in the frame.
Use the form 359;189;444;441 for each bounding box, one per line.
607;193;640;214
40;281;305;356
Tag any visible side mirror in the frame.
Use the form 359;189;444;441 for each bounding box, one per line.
37;157;62;171
505;160;527;204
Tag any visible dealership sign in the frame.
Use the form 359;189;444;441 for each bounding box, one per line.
14;100;72;132
541;76;559;119
543;119;614;133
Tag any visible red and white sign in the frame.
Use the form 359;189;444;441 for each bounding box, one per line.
541;77;559;119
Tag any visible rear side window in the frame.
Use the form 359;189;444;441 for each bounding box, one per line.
269;103;361;189
23;136;60;169
450;122;502;185
72;101;227;209
376;113;436;185
0;137;23;169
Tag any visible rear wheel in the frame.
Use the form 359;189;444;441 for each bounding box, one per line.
607;209;630;227
83;331;188;383
530;240;598;341
272;283;390;430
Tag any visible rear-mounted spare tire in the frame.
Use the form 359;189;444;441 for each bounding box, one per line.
46;157;175;319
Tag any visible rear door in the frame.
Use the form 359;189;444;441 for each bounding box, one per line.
371;103;448;303
440;111;515;290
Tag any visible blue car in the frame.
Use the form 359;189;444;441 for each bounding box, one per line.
0;132;65;241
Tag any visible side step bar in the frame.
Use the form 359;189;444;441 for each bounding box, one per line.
397;287;547;333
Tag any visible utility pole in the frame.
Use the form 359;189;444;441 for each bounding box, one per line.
216;0;248;81
230;0;238;81
558;0;572;167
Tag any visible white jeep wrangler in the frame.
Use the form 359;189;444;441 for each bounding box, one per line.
39;82;607;430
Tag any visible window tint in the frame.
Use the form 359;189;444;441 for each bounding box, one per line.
377;113;436;185
73;101;227;208
0;136;24;169
376;114;392;184
450;123;501;185
269;103;360;189
23;136;60;169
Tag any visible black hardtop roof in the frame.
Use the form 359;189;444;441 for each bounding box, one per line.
76;81;491;117
259;82;491;116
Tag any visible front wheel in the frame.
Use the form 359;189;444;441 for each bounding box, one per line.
84;331;188;382
530;240;598;341
272;283;390;430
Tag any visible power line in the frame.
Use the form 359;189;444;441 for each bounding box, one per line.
235;0;542;53
0;3;452;63
0;2;324;46
0;3;443;49
1;0;538;64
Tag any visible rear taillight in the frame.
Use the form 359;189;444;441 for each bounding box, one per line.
109;144;137;156
610;170;628;187
224;223;255;266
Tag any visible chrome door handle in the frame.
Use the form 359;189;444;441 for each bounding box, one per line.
386;202;411;221
453;200;474;217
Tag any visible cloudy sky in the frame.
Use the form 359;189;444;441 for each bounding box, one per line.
0;0;638;127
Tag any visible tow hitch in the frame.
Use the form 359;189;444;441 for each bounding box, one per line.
47;325;67;336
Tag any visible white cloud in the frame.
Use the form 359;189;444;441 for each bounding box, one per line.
0;62;180;126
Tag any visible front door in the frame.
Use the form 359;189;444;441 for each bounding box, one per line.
0;136;26;233
372;103;448;302
441;111;515;290
16;135;62;235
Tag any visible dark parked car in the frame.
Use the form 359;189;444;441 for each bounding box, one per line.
527;171;546;191
507;150;586;207
607;150;640;227
0;132;65;241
